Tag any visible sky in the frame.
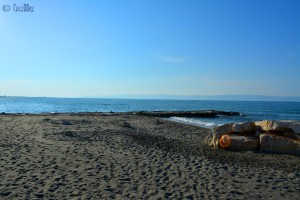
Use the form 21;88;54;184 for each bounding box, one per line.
0;0;300;98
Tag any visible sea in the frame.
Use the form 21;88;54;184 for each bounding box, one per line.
1;97;300;128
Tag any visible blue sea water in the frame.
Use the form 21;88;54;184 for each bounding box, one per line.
1;97;300;128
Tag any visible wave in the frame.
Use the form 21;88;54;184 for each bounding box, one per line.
168;117;219;128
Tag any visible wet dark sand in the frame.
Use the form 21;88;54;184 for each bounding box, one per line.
0;113;299;199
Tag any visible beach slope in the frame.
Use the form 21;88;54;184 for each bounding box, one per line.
0;113;299;199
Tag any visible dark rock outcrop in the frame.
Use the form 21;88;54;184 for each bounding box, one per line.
135;110;240;118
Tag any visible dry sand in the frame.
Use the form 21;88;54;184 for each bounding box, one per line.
0;113;299;199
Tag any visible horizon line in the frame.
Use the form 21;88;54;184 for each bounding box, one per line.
1;94;300;102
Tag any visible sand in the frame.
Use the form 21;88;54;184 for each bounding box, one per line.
0;113;299;199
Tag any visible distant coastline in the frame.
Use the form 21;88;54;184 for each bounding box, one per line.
103;94;300;102
1;95;300;102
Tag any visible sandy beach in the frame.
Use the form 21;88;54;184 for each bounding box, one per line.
0;113;299;199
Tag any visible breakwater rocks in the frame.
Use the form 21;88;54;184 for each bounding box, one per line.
134;110;240;118
208;120;300;156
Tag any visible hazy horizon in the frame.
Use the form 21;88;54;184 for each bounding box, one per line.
1;94;300;102
1;0;300;97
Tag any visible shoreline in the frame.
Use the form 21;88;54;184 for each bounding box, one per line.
0;113;299;199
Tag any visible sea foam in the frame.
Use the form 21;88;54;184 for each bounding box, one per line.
168;117;219;128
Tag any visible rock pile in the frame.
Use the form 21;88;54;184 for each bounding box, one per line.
208;120;300;156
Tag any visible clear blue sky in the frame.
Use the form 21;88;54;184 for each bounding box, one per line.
1;0;300;98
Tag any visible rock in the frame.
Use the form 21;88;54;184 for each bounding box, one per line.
227;135;260;151
0;191;11;196
259;133;300;156
120;121;132;128
35;193;44;198
62;120;73;125
155;119;163;125
136;110;240;118
209;120;300;154
213;123;233;139
287;173;295;179
255;130;262;138
282;132;298;140
255;120;294;132
272;121;296;132
292;123;300;134
232;122;255;133
254;120;272;131
71;189;81;196
63;131;76;137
